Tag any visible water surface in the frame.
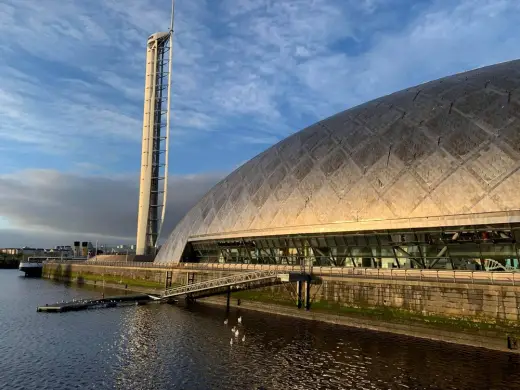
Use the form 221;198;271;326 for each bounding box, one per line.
1;269;520;389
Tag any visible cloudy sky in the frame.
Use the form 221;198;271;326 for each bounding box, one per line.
0;0;519;247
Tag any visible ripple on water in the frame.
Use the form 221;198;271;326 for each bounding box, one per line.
2;271;520;389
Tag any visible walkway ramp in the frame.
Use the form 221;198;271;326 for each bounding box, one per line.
161;269;281;300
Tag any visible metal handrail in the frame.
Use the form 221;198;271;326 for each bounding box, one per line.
41;260;520;286
162;269;278;298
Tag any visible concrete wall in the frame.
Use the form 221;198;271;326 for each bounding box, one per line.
318;277;520;322
42;263;232;292
250;276;520;325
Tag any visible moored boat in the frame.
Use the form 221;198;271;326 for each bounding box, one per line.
19;257;44;277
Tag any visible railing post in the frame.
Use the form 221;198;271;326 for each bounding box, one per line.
390;268;393;280
471;271;474;284
514;272;516;287
453;270;455;283
405;269;407;281
491;272;494;285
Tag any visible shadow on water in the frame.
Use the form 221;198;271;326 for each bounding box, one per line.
76;275;85;286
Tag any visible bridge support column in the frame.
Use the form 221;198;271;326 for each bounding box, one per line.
226;285;231;312
165;271;172;289
304;278;311;310
296;276;311;309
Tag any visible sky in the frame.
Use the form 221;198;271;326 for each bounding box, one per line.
0;0;519;247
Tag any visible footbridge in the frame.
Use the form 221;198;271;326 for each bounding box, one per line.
160;269;289;301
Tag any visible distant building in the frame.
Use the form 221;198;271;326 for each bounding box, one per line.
110;244;137;255
1;242;97;259
21;247;45;256
0;248;22;256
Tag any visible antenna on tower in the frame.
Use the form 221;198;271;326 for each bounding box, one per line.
170;0;175;33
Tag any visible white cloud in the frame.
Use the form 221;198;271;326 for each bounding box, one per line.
1;0;520;243
236;135;280;145
289;0;520;120
2;0;518;160
357;0;383;14
97;71;143;101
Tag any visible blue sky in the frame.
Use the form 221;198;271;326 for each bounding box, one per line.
0;0;519;246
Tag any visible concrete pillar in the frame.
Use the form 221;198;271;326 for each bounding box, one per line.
297;281;303;309
226;286;231;312
305;278;311;310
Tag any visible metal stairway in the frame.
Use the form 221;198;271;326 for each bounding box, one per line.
160;269;280;300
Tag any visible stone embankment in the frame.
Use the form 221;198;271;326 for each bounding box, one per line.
42;261;520;353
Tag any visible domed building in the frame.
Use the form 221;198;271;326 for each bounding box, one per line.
155;60;520;270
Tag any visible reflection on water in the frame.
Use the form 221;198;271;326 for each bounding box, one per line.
2;270;520;390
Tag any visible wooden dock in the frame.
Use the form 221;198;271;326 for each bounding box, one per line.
37;294;160;313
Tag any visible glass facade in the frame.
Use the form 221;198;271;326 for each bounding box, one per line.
184;224;520;271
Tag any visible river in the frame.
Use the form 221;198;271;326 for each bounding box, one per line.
1;269;520;389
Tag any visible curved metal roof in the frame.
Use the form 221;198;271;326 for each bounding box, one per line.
156;60;520;264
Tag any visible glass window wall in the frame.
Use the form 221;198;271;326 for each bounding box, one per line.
187;223;520;271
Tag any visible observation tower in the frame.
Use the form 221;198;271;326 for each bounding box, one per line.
136;2;174;256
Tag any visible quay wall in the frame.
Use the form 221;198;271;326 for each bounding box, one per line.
42;262;233;293
239;276;520;323
42;262;520;351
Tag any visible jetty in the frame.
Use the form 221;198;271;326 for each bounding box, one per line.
37;294;161;313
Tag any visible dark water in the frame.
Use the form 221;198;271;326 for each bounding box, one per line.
2;270;520;390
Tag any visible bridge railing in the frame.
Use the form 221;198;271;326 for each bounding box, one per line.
44;260;171;269
42;260;520;286
310;266;520;286
162;269;279;298
43;260;305;273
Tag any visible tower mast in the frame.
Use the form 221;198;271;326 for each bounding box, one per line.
136;0;175;256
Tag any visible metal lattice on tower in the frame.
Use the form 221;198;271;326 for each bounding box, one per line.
136;1;174;256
